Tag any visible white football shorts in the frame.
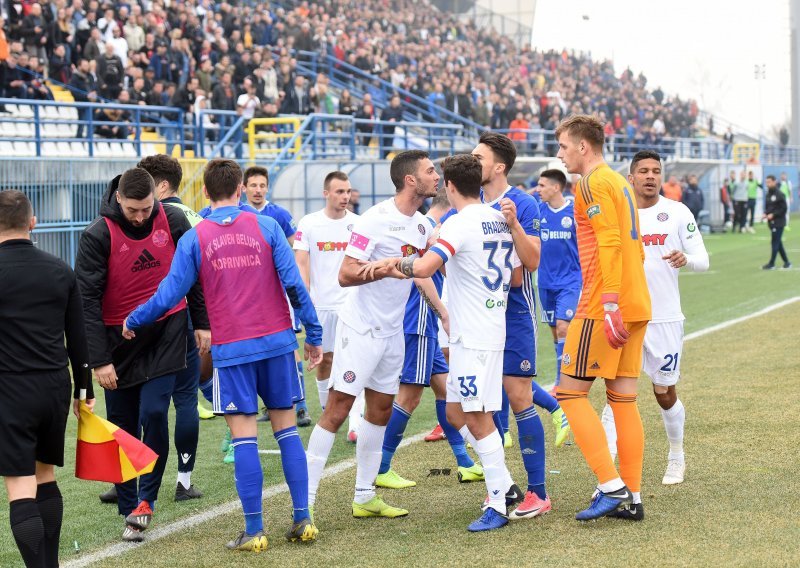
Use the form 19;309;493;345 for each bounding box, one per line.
329;320;404;397
446;341;504;412
317;309;339;354
642;321;684;386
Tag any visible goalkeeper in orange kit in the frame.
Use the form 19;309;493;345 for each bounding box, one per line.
553;115;652;521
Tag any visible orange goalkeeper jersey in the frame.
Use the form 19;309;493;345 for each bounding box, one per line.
574;163;651;322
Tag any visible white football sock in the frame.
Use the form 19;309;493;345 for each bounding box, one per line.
316;378;329;409
474;431;507;515
597;478;625;494
348;391;365;433
353;420;386;504
460;425;514;492
600;403;618;459
177;471;191;489
632;491;642;504
661;399;685;462
306;425;336;506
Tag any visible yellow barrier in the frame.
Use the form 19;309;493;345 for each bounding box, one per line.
732;143;760;164
247;117;303;163
177;157;209;212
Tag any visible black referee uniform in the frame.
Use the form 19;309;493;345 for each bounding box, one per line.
0;237;94;568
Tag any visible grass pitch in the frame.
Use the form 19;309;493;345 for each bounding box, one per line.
1;224;799;567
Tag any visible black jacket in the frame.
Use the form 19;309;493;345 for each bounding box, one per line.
0;239;93;399
682;184;704;215
75;177;209;389
765;187;787;228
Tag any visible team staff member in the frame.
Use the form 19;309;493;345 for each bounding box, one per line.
75;168;210;542
0;190;95;568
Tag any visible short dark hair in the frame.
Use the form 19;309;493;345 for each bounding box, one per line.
478;131;516;175
629;150;662;173
441;154;481;199
390;150;429;190
243;165;268;186
430;188;450;210
555;114;605;150
539;168;567;189
118;168;155;200
204;159;243;201
0;190;33;232
323;171;349;191
766;174;776;182
137;154;183;193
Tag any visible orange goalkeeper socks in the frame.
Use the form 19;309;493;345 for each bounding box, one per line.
607;389;644;493
556;388;619;485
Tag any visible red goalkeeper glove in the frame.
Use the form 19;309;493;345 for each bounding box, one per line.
602;293;630;349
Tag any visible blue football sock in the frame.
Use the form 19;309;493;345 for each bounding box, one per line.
435;399;474;468
232;437;263;534
492;412;505;439
497;389;510;434
199;378;213;404
274;427;309;523
295;399;308;413
515;406;547;499
554;339;565;386
378;403;411;475
532;380;559;413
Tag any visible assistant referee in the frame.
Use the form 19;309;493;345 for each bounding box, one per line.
0;190;95;568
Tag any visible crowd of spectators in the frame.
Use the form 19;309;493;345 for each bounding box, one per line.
0;0;700;145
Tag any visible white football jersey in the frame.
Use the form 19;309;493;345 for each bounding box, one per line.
431;204;520;351
293;209;359;310
339;198;429;338
638;196;709;323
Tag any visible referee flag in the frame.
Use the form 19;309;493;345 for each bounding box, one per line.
75;402;158;483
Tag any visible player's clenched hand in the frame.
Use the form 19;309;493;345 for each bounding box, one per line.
94;364;118;390
601;293;630;350
500;198;520;229
358;257;402;280
304;342;323;370
73;397;95;419
662;250;687;269
121;318;135;340
194;329;212;355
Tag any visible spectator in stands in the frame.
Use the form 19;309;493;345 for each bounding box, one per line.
107;25;127;67
68;57;97;137
48;43;70;84
682;175;704;222
354;99;374;147
347;188;360;214
280;74;310;114
0;17;8;64
93;105;128;139
171;76;199;116
50;8;74;63
96;41;122;99
123;12;144;53
338;88;356;115
21;3;48;63
662;175;683;201
509;111;530;153
379;94;403;158
311;73;335;114
127;76;147;105
446;83;472;120
148;41;172;83
195;57;214;94
83;26;102;62
20;54;53;99
1;52;27;99
473;96;490;127
236;76;260;120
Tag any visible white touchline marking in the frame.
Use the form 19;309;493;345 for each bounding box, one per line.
541;296;800;391
63;432;429;567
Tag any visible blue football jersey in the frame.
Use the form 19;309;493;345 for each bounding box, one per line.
404;216;444;338
538;201;581;290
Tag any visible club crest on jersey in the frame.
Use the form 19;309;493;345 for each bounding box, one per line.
532;219;540;230
642;234;667;246
566;309;574;318
520;360;531;372
343;371;356;383
347;224;354;232
587;205;601;218
561;217;573;229
152;229;169;247
418;224;426;235
657;212;669;222
401;244;418;257
563;353;571;366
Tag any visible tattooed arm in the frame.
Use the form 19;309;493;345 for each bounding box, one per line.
414;277;449;336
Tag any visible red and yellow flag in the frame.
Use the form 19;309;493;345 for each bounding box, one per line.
75;402;158;483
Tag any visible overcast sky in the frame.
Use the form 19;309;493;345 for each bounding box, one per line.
529;0;790;138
